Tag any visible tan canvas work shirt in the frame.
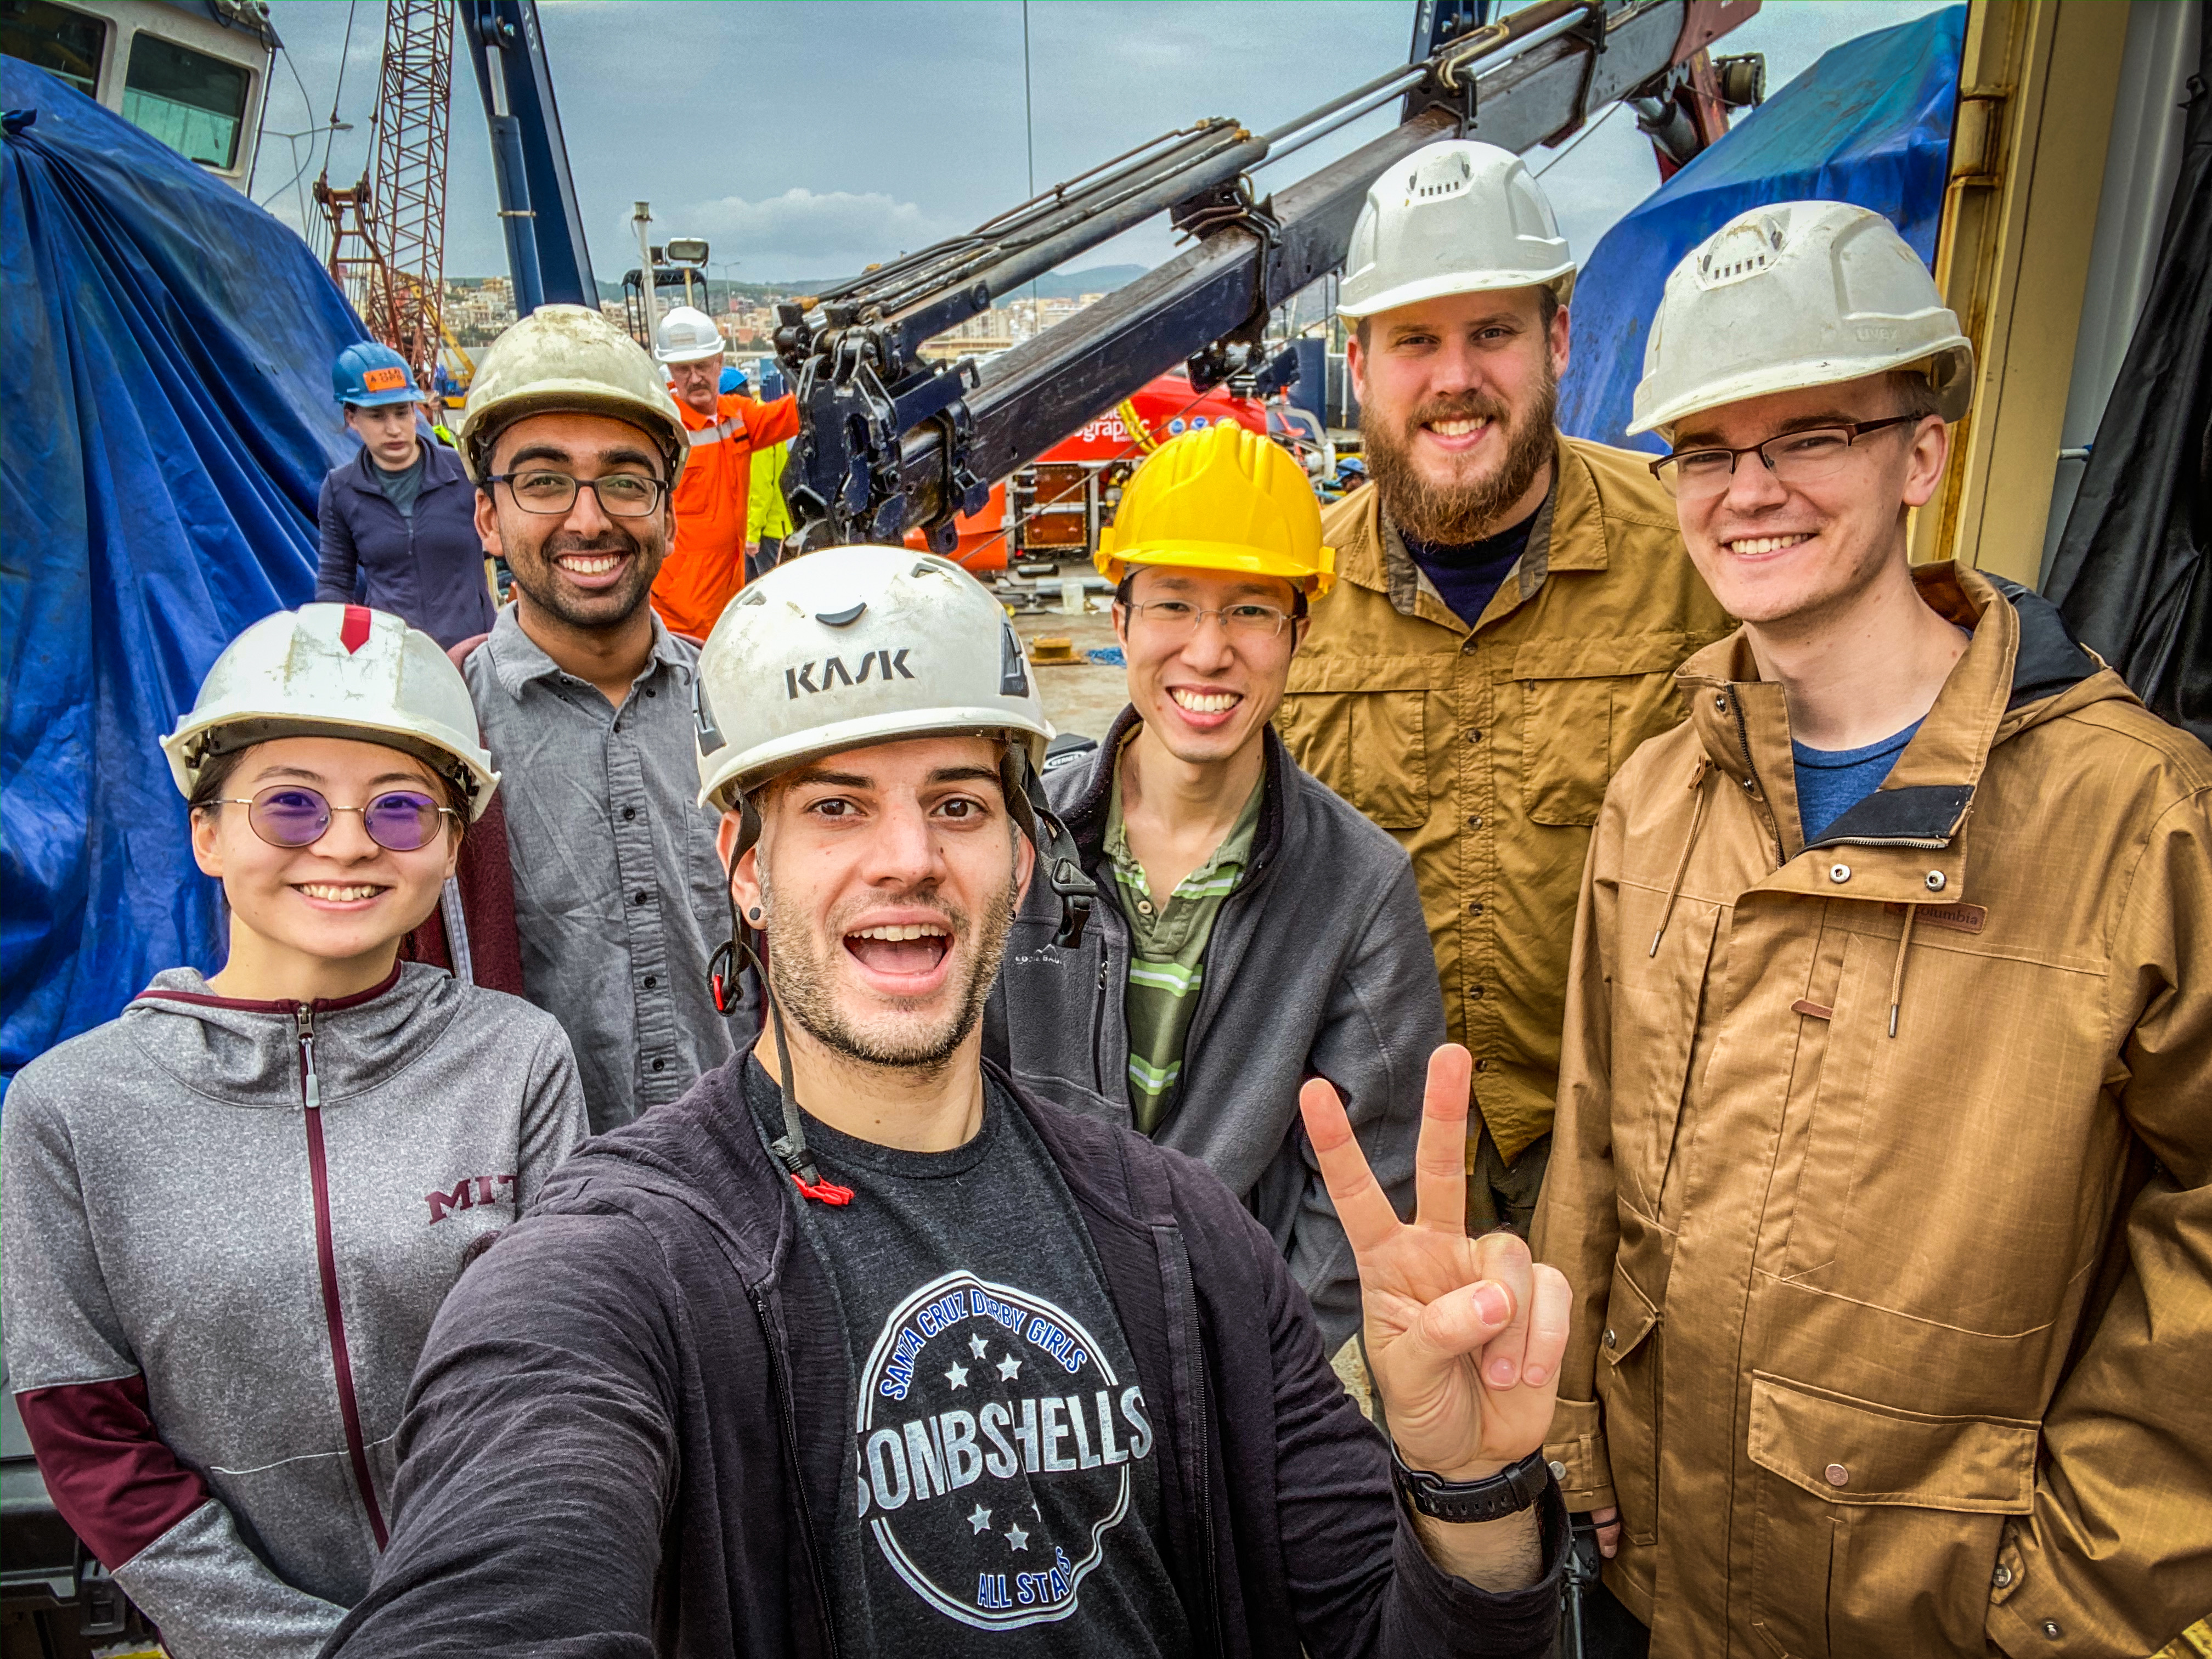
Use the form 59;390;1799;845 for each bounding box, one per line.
1532;565;2212;1657
1280;437;1732;1163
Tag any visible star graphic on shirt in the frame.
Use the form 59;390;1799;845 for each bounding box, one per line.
996;1352;1022;1381
968;1503;992;1536
1003;1521;1030;1551
944;1359;969;1390
969;1332;990;1359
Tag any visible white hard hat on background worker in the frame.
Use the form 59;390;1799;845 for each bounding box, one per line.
1337;138;1577;318
654;305;727;366
1628;200;1974;438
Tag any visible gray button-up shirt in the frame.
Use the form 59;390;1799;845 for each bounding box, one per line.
465;606;734;1132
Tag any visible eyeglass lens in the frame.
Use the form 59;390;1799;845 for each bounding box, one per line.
507;470;662;517
1129;600;1288;640
247;787;444;853
1664;428;1858;499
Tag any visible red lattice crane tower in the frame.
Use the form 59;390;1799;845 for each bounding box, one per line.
317;0;455;391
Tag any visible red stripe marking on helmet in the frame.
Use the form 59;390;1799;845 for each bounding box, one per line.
340;605;374;654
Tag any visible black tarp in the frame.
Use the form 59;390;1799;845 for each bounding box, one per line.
2046;7;2212;744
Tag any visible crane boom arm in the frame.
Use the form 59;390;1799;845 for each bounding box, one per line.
779;0;1757;554
458;0;597;314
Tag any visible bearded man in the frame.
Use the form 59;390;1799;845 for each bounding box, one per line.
1277;140;1733;1234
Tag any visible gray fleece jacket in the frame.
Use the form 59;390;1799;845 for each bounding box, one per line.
985;709;1443;1352
0;962;586;1659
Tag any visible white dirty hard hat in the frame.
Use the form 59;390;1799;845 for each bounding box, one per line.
654;304;727;366
458;303;690;486
693;546;1052;814
162;604;499;818
1629;201;1975;439
1338;139;1576;320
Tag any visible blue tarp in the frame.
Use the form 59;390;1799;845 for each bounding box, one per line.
2;59;366;1092
1558;6;1966;452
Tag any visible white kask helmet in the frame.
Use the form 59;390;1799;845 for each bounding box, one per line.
1629;201;1976;438
1338;139;1576;320
693;546;1054;814
162;604;499;818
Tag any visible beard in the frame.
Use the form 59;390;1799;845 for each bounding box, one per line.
1362;365;1559;544
506;520;663;632
761;864;1020;1080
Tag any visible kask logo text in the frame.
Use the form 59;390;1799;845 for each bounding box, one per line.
785;648;916;699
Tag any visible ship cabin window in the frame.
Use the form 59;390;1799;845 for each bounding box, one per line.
0;0;109;98
122;32;249;169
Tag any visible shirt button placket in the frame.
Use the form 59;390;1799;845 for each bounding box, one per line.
608;718;675;1107
1465;658;1494;1043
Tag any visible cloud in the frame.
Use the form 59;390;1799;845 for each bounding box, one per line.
670;187;962;284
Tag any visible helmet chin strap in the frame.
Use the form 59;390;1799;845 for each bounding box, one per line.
998;745;1097;949
709;802;853;1207
702;741;1096;1205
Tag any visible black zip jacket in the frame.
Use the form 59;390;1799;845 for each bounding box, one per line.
987;708;1442;1355
322;1060;1565;1657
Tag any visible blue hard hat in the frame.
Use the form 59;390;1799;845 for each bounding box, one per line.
718;365;749;396
334;341;420;408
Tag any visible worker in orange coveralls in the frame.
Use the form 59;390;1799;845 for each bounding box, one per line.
647;304;799;639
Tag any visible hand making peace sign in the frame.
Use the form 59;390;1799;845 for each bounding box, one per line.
1300;1043;1571;1486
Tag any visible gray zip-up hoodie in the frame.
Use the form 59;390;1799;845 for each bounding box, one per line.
986;709;1443;1352
0;962;586;1659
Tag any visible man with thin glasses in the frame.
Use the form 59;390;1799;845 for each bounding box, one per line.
1532;202;2212;1656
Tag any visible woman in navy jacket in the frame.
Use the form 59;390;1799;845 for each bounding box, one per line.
315;343;496;650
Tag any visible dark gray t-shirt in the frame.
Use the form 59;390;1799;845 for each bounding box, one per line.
744;1059;1190;1657
371;446;427;521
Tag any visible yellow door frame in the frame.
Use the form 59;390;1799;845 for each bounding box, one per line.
1914;0;2130;584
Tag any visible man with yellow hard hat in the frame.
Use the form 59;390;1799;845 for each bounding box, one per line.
990;420;1443;1352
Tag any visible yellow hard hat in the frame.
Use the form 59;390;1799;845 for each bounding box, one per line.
1096;420;1335;598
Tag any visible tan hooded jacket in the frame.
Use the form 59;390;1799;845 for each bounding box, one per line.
1531;564;2212;1657
1280;438;1733;1163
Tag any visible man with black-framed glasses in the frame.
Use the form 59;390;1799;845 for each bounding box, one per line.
435;303;749;1132
1532;202;2212;1657
989;422;1442;1356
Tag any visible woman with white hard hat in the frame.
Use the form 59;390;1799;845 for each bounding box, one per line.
0;603;588;1658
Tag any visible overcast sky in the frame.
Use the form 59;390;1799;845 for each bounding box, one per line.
251;0;1952;286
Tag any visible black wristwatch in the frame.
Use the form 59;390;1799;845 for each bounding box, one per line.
1390;1446;1554;1525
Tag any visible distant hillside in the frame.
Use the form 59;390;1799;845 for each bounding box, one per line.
578;263;1150;307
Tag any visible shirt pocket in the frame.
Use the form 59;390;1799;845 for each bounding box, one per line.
686;804;739;939
1512;635;1699;828
1778;921;2119;1340
1593;1262;1664;1546
1745;1373;2035;1658
1278;657;1441;832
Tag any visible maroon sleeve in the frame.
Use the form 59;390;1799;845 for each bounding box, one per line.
18;1375;208;1568
403;637;526;995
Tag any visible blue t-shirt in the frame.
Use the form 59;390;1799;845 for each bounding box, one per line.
1400;509;1537;627
1793;720;1923;846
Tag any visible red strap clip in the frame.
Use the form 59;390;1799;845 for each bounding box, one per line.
791;1173;854;1206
